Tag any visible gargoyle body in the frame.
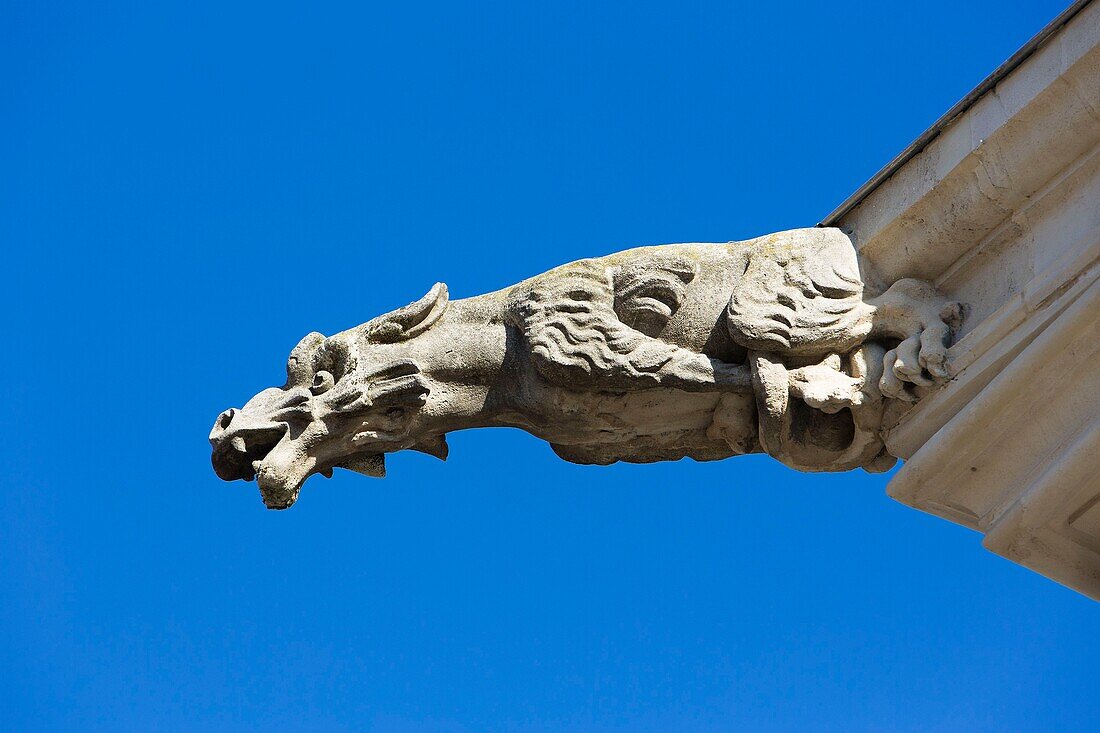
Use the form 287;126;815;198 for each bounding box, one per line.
211;228;961;508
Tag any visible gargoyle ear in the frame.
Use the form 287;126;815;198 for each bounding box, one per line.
366;283;449;343
339;454;386;478
286;332;327;388
411;434;449;461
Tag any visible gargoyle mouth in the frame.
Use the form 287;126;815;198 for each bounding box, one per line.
210;387;325;509
209;408;288;483
209;395;411;509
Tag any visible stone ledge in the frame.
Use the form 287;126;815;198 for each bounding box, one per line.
888;277;1100;597
831;0;1100;598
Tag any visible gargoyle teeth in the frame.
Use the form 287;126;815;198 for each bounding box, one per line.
320;467;333;478
231;436;247;453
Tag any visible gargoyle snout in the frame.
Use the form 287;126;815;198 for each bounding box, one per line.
209;406;289;482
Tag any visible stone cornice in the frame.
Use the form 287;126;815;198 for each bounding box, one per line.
830;1;1100;598
836;0;1099;292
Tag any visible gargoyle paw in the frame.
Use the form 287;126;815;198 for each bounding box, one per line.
872;279;962;399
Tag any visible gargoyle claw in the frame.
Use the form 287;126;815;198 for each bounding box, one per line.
880;348;917;402
893;336;933;387
870;279;962;398
940;301;964;329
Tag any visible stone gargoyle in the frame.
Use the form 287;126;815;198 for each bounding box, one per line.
210;227;962;509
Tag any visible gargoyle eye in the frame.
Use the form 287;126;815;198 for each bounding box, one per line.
311;370;335;395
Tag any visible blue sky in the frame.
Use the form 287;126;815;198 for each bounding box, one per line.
4;1;1097;731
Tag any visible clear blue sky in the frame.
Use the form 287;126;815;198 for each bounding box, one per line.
4;2;1097;731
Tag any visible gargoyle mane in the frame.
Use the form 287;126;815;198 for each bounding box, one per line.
726;229;873;358
506;258;698;389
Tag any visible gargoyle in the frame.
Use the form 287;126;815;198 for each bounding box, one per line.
210;228;961;508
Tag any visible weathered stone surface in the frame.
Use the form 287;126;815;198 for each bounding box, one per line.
210;227;958;509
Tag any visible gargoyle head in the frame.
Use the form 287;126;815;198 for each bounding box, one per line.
210;284;450;509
